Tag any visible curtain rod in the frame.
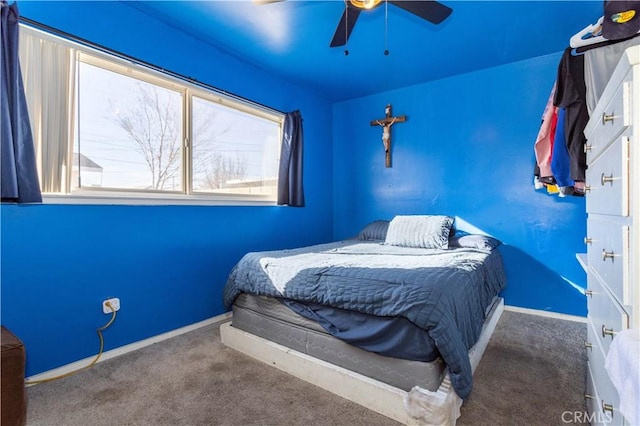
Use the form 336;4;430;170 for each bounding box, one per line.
19;16;285;116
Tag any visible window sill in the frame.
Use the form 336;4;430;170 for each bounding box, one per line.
41;193;278;207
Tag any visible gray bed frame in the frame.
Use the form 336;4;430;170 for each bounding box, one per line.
221;294;504;425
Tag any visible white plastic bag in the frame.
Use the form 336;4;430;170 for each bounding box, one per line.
404;376;462;426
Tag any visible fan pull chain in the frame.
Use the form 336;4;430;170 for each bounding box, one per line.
344;0;350;55
383;0;389;55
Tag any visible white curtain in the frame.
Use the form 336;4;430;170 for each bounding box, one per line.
18;27;75;193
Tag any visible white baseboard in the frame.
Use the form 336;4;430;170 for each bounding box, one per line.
504;305;587;323
25;312;231;385
27;305;584;385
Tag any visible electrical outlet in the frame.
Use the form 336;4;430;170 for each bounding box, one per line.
102;297;120;314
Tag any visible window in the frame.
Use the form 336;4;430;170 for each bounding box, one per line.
18;25;283;205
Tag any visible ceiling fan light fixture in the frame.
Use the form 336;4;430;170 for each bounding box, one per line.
349;0;382;10
331;0;452;48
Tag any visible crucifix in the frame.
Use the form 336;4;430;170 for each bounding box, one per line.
370;104;406;168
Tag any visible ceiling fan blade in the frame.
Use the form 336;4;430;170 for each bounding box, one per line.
389;1;452;25
330;6;362;47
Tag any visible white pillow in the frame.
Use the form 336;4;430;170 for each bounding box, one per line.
384;215;454;249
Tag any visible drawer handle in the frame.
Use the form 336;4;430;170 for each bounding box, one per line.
602;401;614;415
602;249;615;261
584;185;591;193
602;325;615;339
584;237;592;245
585;289;593;297
584;144;592;153
602;112;615;125
584;341;592;349
601;173;614;186
585;393;595;400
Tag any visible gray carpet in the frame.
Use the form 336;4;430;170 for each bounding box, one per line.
25;310;587;426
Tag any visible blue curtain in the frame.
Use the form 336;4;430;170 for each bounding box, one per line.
1;1;41;203
277;110;305;207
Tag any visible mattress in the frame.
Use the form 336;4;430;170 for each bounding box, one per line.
224;240;507;398
232;293;447;392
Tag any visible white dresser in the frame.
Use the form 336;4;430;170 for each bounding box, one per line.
579;45;639;426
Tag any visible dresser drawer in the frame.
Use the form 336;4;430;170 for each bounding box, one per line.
586;364;616;426
586;273;629;355
586;132;631;216
586;320;620;422
585;72;632;161
586;217;630;304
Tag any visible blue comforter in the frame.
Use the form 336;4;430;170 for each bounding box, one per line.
223;240;506;399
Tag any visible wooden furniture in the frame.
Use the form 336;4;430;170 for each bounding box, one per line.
579;45;639;426
1;326;27;426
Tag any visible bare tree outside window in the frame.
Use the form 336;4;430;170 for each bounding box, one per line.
109;83;243;191
71;59;279;199
110;83;181;190
191;95;261;194
200;153;248;189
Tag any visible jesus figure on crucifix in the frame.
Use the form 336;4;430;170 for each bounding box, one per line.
370;104;406;168
379;116;396;152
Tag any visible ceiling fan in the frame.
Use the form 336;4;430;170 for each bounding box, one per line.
254;1;453;48
330;0;453;48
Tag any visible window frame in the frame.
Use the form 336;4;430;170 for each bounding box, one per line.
20;23;284;206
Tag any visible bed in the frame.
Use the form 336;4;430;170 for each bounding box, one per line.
220;215;506;424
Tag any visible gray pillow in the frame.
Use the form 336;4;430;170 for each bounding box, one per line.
449;231;502;250
384;215;454;249
358;220;390;241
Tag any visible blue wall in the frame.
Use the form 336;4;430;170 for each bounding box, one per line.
2;1;588;378
332;54;587;317
1;1;334;376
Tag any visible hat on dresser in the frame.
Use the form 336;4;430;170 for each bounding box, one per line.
602;1;640;40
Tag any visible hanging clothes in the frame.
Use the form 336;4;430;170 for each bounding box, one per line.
550;108;576;196
534;84;558;182
554;47;588;183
